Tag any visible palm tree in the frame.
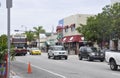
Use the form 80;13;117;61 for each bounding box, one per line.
33;26;45;49
25;30;35;47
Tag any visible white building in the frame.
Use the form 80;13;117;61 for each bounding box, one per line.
56;14;94;54
111;0;120;4
63;14;94;36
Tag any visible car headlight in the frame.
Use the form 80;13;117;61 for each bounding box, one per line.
100;53;104;56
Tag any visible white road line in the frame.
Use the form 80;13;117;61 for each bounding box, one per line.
17;60;66;78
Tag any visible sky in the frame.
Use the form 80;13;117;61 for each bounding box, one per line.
0;0;111;35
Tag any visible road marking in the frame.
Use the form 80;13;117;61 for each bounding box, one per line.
17;60;66;78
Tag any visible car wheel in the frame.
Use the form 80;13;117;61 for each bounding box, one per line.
79;55;82;60
65;56;68;60
53;56;56;60
100;59;104;62
48;54;50;59
110;59;118;70
88;56;93;61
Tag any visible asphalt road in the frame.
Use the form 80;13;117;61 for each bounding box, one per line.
11;53;120;78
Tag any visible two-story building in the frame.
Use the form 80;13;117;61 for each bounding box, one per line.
56;14;94;55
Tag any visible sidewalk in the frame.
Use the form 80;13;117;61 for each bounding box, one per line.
10;71;21;78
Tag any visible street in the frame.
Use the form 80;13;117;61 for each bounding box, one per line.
11;53;120;78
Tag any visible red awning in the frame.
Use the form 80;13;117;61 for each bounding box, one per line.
61;35;84;43
56;26;63;31
62;36;71;43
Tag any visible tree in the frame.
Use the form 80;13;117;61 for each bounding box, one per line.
0;35;7;51
0;35;15;63
76;3;120;48
33;26;45;48
25;30;35;45
102;3;120;39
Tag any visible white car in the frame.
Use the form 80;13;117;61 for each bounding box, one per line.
105;50;120;70
48;45;68;60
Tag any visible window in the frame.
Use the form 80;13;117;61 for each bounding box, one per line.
71;26;75;32
65;28;68;32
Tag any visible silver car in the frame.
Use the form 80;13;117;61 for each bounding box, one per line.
48;45;68;60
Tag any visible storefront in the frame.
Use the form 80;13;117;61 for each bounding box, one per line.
61;35;84;55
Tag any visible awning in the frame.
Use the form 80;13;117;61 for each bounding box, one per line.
62;36;71;43
61;35;84;43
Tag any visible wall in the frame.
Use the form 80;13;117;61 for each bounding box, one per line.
63;14;94;36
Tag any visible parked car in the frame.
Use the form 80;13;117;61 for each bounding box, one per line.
78;46;104;62
105;50;120;70
30;47;41;55
27;47;31;52
48;45;68;60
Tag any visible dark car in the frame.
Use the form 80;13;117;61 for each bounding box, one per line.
78;46;104;62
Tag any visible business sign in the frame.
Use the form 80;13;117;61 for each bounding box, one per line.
6;0;12;8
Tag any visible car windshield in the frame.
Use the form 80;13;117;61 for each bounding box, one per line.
87;47;97;52
53;46;65;51
31;48;39;50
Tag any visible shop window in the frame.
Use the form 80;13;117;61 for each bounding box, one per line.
71;26;75;32
65;28;68;32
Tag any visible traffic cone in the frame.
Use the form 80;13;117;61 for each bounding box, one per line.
27;62;32;74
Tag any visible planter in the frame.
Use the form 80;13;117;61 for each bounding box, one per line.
0;63;6;78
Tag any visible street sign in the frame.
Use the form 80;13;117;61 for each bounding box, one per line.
6;0;12;8
0;2;1;7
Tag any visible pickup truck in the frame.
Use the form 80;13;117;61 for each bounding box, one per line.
105;51;120;70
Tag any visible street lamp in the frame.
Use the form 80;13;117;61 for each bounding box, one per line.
6;0;12;78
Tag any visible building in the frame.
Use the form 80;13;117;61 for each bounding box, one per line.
40;33;58;52
111;0;120;4
56;14;94;55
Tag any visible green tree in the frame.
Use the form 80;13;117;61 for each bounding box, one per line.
0;35;15;63
102;3;120;39
33;26;45;48
0;35;7;51
25;30;35;44
76;3;120;48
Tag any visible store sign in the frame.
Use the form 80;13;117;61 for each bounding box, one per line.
13;34;26;38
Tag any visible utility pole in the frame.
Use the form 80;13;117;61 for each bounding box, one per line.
6;0;12;78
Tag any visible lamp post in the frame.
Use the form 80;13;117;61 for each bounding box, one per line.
6;0;12;78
